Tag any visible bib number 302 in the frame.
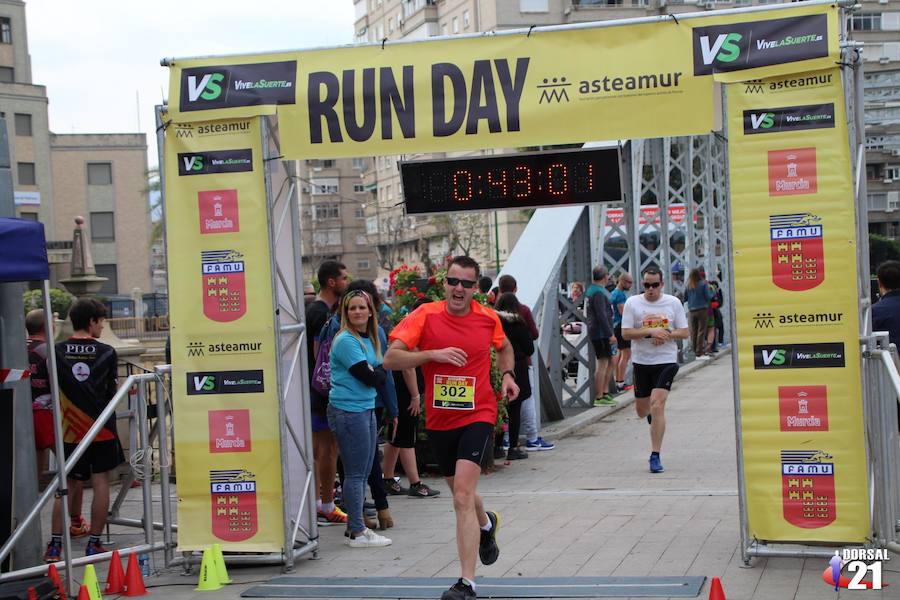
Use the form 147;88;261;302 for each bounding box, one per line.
433;375;476;410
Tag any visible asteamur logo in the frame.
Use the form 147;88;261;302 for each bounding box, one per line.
692;14;828;76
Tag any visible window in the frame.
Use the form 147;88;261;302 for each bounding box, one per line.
355;206;366;218
313;203;340;220
0;67;14;83
87;162;112;185
385;184;393;201
19;211;37;221
388;17;394;33
17;162;35;185
95;264;118;295
312;229;342;247
463;10;470;27
357;260;371;270
0;18;10;44
887;166;900;181
849;13;881;31
452;16;459;33
441;23;448;36
353;183;366;193
14;113;31;136
352;157;368;171
520;0;549;12
366;216;379;234
356;234;368;245
310;178;339;194
90;212;115;242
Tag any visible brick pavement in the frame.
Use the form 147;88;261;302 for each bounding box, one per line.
38;355;899;599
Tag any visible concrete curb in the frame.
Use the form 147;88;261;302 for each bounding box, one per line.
539;347;732;442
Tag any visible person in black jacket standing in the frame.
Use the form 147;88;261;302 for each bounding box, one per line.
586;267;617;406
495;293;534;460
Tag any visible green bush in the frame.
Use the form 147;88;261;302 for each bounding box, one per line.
22;288;75;318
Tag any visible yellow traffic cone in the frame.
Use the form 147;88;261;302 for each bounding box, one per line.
211;544;232;584
194;547;222;591
82;564;104;600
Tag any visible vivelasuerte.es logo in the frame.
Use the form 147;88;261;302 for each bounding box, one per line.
752;310;843;329
185;340;263;357
692;14;828;76
177;149;253;176
753;342;845;369
179;61;296;112
744;103;835;135
187;370;264;395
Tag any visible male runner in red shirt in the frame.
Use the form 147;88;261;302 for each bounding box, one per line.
385;256;519;600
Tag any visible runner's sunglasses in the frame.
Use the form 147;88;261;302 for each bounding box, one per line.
445;277;478;289
643;281;661;289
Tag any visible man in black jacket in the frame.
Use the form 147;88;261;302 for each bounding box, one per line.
872;260;900;431
586;267;617;406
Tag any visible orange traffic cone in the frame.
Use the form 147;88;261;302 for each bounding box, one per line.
77;585;91;600
123;553;147;597
708;576;726;600
105;550;126;594
26;587;37;600
48;563;66;598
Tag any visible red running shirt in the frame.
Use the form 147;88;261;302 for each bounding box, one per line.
389;300;506;431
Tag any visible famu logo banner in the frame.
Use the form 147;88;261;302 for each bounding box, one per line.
692;14;828;76
180;61;296;112
177;149;253;176
744;103;835;135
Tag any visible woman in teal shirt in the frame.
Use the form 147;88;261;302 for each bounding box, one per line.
327;289;392;547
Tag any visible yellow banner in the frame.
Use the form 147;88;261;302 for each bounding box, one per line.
165;4;839;158
726;68;869;542
164;117;285;552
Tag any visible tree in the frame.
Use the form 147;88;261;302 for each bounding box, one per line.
146;167;163;249
870;233;900;274
22;288;74;318
435;212;491;258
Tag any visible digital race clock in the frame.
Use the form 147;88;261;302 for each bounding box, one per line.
399;147;623;215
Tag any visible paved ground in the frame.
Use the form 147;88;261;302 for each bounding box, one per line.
31;354;900;599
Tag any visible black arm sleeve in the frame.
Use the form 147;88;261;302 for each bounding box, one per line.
348;361;386;387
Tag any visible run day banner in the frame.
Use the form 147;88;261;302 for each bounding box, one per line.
726;68;869;543
164;117;285;552
164;3;840;158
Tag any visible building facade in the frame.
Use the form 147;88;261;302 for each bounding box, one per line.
0;0;151;294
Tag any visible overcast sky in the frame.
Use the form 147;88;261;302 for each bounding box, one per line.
26;1;354;168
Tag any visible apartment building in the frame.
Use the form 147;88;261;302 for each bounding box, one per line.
298;157;379;283
0;0;150;294
353;0;900;263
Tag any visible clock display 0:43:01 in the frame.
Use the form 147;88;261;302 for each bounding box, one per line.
400;148;622;214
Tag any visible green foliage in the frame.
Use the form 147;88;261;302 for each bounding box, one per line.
22;288;75;318
870;234;900;274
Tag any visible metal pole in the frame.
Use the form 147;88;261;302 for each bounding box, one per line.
494;211;500;273
43;279;72;594
155;366;174;567
137;383;154;550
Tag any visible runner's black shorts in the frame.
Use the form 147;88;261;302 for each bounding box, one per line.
64;438;125;481
633;363;679;398
592;337;613;358
426;421;493;477
614;325;631;350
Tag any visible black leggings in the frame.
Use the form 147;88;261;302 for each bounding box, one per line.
507;399;522;448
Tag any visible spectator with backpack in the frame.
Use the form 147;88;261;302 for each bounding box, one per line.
307;260;349;525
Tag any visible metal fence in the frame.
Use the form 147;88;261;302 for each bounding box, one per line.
106;315;169;340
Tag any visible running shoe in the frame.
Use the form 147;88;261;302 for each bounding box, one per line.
441;579;477;600
85;539;108;556
616;383;634;392
479;510;500;565
69;515;90;538
345;528;392;548
317;506;348;526
408;482;440;498
384;477;408;495
43;541;61;563
649;454;665;474
525;437;555;451
593;394;617;406
506;447;528;460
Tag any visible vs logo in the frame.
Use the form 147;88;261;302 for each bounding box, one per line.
176;150;253;177
187;72;225;102
182;154;204;173
749;112;775;130
761;348;786;366
192;374;217;392
698;33;743;66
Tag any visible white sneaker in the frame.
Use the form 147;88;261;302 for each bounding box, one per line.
345;527;392;548
696;355;712;360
